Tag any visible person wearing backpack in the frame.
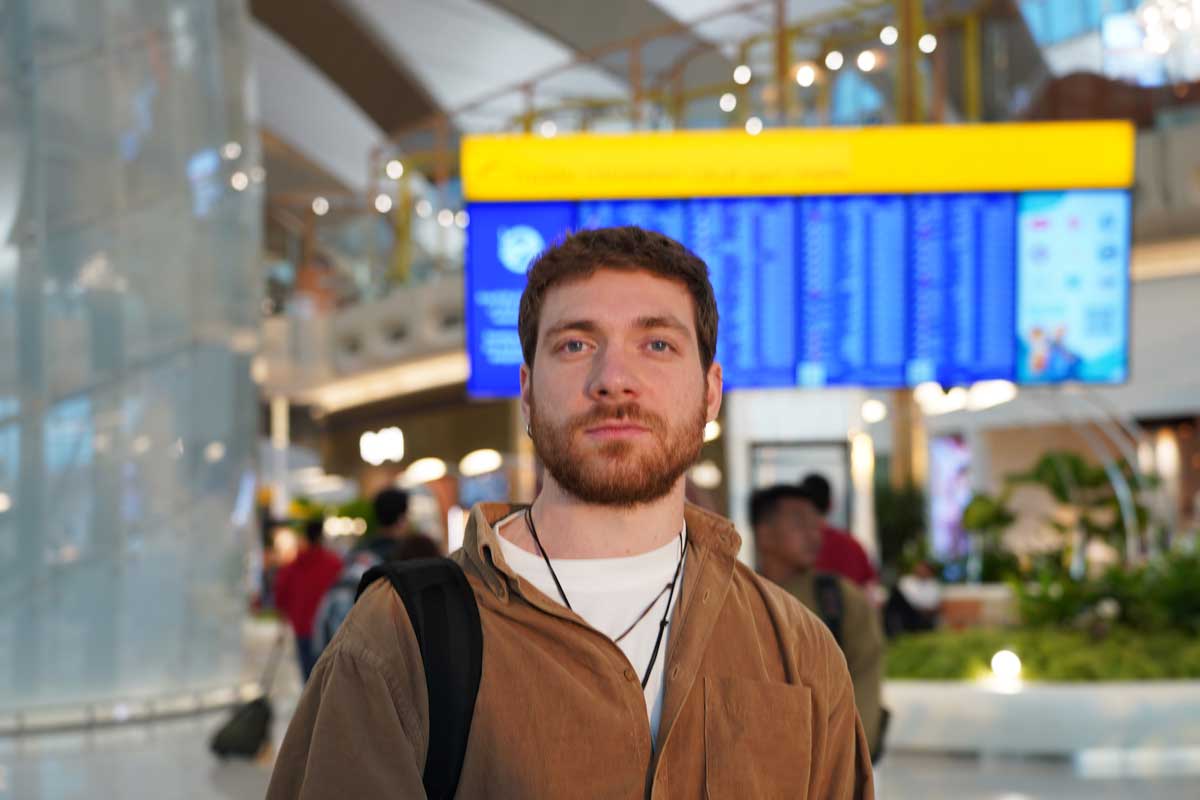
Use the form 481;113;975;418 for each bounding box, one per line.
267;227;874;799
309;488;440;655
751;483;888;763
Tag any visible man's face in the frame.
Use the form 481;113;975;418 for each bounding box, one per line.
760;497;823;571
520;268;722;507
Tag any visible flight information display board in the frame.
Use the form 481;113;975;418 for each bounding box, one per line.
464;188;1130;397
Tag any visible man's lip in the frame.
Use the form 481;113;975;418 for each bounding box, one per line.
584;423;650;435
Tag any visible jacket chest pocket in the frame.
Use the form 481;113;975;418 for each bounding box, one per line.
703;677;812;800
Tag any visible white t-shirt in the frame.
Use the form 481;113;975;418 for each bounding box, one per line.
496;513;687;742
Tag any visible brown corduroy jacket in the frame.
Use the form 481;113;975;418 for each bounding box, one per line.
267;502;875;799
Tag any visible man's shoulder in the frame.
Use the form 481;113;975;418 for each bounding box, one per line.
727;561;843;660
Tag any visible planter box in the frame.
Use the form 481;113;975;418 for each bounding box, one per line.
884;679;1200;758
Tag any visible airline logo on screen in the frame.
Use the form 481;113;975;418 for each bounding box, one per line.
498;225;544;274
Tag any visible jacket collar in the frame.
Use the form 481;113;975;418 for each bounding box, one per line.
459;501;743;602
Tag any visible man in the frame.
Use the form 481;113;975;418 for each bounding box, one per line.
752;484;886;760
269;227;874;798
801;473;880;590
273;518;343;682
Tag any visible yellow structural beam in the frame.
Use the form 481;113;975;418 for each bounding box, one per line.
461;121;1135;201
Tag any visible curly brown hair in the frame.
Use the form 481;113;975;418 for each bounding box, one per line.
517;226;719;371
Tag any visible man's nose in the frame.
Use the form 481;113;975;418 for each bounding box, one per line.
586;346;640;401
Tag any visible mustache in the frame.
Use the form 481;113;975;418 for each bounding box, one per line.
570;403;665;433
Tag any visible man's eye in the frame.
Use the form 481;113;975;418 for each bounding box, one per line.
561;340;587;354
648;340;673;353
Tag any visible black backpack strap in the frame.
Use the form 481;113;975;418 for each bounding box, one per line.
813;573;845;647
356;558;482;800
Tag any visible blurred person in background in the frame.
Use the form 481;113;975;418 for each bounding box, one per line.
269;226;873;798
801;472;880;592
310;488;441;654
753;483;887;762
274;518;343;682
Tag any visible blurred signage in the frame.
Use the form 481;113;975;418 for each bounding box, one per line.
461;123;1133;396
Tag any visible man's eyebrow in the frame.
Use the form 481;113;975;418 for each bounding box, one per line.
543;319;601;338
633;315;691;335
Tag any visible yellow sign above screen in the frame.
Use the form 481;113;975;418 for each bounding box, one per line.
461;121;1134;202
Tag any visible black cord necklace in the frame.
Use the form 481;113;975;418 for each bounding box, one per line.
524;506;685;689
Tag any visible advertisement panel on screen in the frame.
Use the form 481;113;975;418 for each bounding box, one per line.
462;123;1134;397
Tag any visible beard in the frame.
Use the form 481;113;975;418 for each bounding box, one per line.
529;394;706;508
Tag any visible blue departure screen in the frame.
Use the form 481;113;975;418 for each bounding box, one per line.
464;189;1130;396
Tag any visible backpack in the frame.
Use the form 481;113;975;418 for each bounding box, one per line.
356;558;483;800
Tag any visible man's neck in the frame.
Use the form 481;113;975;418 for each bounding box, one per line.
500;475;686;559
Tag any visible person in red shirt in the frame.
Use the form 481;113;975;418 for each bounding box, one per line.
800;473;879;589
275;518;344;681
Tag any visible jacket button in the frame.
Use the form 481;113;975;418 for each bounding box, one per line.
623;667;637;682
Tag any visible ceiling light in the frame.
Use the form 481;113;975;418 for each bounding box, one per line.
704;420;722;443
360;427;404;466
249;166;266;183
402;457;448;487
539;120;557;138
386;159;404;179
204;441;226;463
966;380;1018;411
0;493;11;513
375;193;393;213
415;199;433;218
745;116;763;135
733;64;752;85
825;50;844;70
455;210;470;229
861;399;888;424
719;92;737;112
459;449;503;477
311;196;329;216
919;33;937;54
221;141;242;160
796;64;817;87
437;209;455;227
880;25;899;46
229;171;249;191
690;461;722;490
857;50;877;72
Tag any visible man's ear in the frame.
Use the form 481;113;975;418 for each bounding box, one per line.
705;361;723;423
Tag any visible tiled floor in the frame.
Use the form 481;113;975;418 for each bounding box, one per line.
2;710;1196;800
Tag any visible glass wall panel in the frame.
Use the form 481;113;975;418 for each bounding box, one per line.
0;0;259;714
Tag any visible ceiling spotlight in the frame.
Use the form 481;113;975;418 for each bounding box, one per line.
311;196;330;216
374;193;393;213
733;64;752;85
221;141;242;160
796;64;817;87
719;92;737;112
455;210;470;229
825;50;844;71
386;159;404;179
229;171;249;191
437;209;455;227
919;33;938;54
880;25;899;46
249;166;266;183
539;120;558;138
745;116;763;135
415;199;433;218
857;50;877;72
